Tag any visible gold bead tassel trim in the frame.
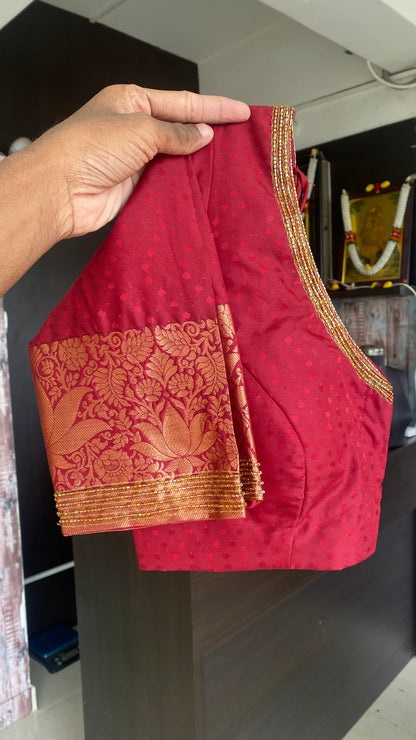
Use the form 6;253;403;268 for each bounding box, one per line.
56;469;247;535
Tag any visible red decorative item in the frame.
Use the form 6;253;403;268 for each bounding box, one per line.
29;106;392;572
389;227;402;242
345;231;357;243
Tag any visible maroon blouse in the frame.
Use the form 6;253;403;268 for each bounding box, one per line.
29;106;392;571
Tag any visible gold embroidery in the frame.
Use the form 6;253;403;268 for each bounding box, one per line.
30;311;262;535
271;107;393;403
55;471;245;535
217;305;263;502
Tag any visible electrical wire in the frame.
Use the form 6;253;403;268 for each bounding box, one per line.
366;59;416;89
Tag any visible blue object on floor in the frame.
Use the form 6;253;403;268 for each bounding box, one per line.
29;625;79;673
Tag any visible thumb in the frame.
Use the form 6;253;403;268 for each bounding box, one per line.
150;118;214;156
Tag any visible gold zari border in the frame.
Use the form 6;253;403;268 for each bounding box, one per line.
30;308;263;535
239;458;263;502
56;470;246;535
271;106;393;404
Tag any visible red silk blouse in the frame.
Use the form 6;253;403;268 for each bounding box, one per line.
29;106;393;571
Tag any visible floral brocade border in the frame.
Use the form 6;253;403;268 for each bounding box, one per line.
29;306;262;535
271;106;393;404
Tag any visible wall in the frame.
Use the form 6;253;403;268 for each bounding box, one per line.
294;83;416;151
0;1;31;31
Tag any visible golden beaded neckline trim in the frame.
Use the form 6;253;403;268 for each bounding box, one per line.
270;106;393;404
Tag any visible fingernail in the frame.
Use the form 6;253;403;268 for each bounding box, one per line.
195;122;213;138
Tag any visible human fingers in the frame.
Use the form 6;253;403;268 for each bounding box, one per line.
77;84;250;124
146;117;214;156
138;87;251;124
103;113;214;173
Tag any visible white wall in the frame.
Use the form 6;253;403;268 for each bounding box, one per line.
198;16;416;148
293;83;416;150
0;0;31;31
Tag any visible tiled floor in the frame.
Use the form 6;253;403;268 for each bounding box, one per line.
1;657;415;738
343;658;416;740
0;659;84;740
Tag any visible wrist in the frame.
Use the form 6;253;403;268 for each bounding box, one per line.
0;137;74;296
21;134;73;244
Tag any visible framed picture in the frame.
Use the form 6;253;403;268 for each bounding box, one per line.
341;183;414;285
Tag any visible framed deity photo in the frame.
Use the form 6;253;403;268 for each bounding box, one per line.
341;182;414;285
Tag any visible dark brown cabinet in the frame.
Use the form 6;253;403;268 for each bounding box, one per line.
74;444;416;740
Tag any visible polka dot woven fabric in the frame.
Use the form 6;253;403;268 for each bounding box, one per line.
29;106;393;570
134;106;392;571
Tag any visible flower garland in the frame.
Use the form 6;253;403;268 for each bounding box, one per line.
301;148;319;221
341;176;414;276
306;148;319;201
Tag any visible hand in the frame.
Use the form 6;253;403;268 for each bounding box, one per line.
0;85;250;296
29;84;251;240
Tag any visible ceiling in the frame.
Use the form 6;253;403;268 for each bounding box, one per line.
45;0;287;64
3;0;416;74
261;0;416;73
